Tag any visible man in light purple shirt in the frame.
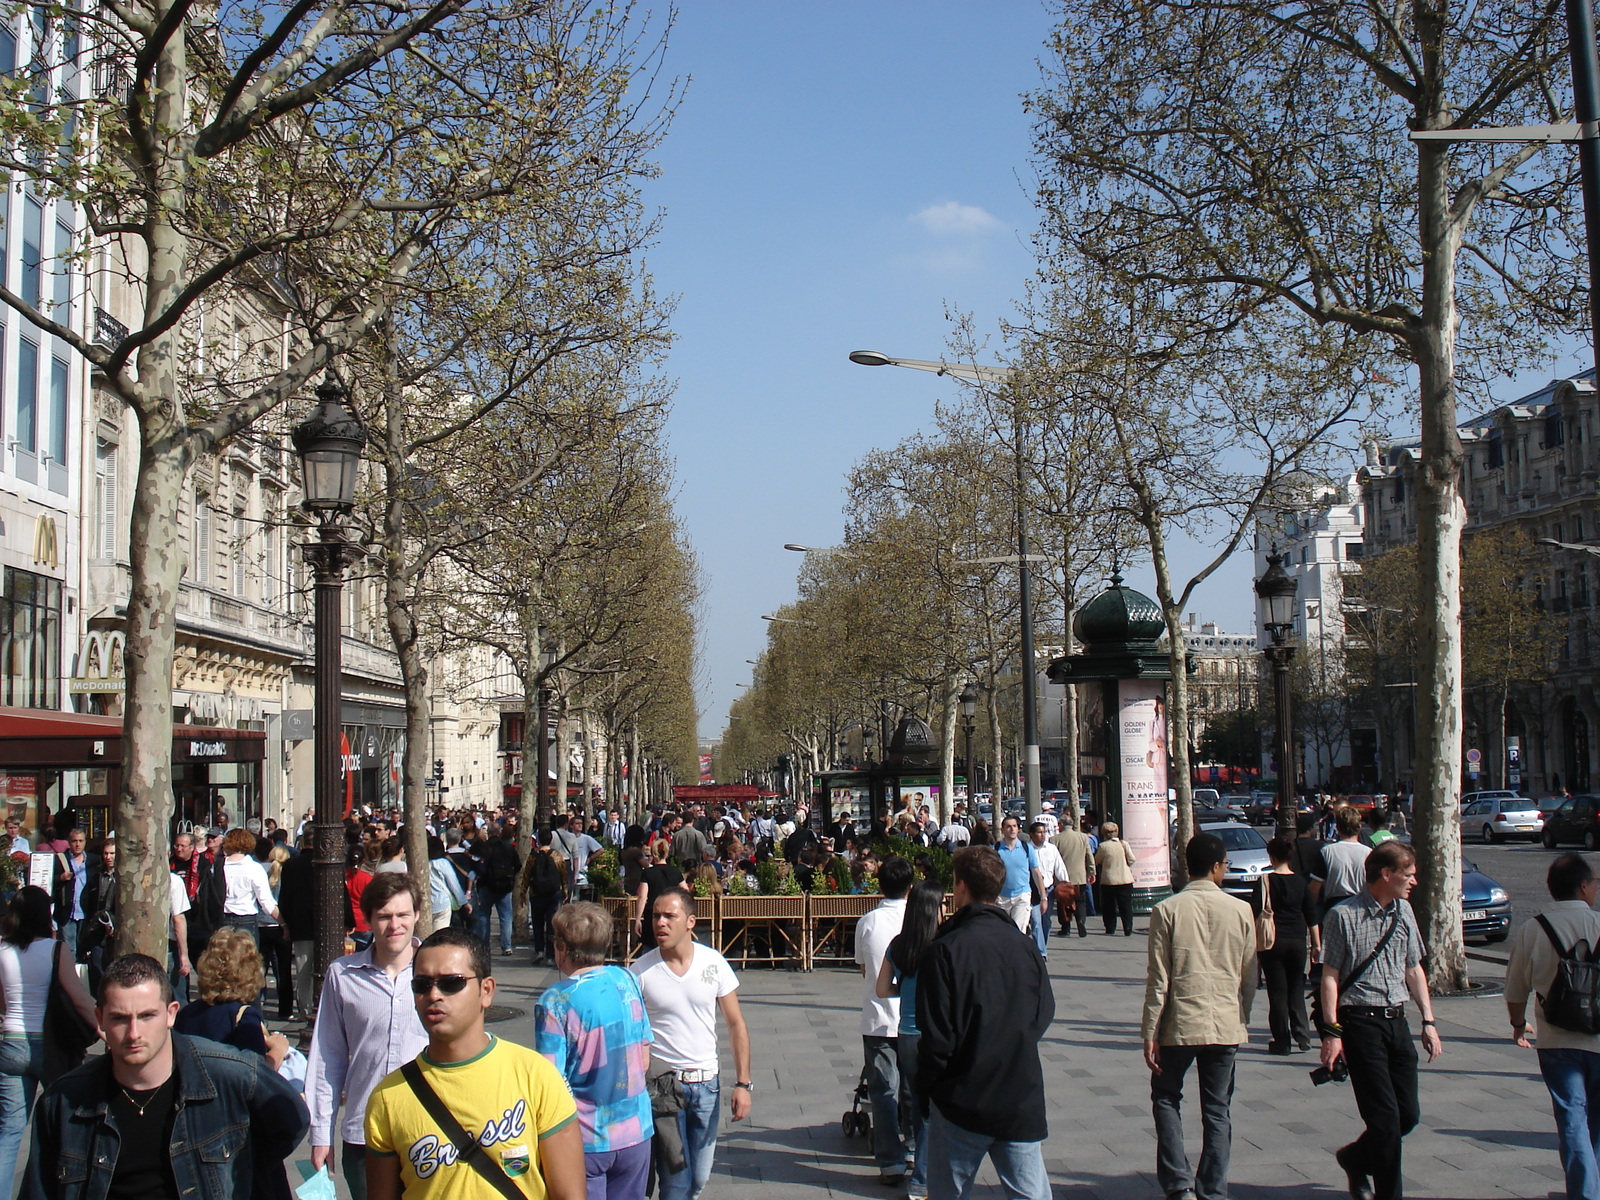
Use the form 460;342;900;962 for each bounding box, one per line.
305;871;428;1200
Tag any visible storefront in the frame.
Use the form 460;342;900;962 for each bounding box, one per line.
0;707;265;840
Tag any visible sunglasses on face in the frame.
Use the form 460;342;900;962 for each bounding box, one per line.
410;973;479;996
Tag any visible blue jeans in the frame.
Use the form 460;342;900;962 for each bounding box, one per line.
1152;1043;1235;1200
491;891;514;952
0;1034;44;1194
1031;907;1048;956
660;1078;720;1200
926;1104;1050;1200
584;1139;650;1200
1540;1047;1600;1199
863;1035;909;1173
896;1034;929;1195
468;891;491;944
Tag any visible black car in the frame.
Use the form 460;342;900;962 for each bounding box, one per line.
1541;795;1600;850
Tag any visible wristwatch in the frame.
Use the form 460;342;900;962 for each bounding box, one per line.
733;1081;754;1093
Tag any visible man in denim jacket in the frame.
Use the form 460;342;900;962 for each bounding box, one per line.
23;953;308;1200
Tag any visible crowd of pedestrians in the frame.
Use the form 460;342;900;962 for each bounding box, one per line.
7;790;1600;1200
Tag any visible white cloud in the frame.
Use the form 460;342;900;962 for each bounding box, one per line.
909;200;1006;236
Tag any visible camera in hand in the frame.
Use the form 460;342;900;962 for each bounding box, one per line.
1310;1058;1348;1086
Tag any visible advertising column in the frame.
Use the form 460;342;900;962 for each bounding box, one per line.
1118;679;1171;906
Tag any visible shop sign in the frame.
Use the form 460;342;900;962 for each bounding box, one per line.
69;630;125;694
188;741;227;758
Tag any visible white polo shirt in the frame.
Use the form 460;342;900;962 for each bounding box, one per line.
854;897;906;1037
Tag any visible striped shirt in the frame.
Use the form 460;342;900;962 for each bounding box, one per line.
1322;891;1423;1008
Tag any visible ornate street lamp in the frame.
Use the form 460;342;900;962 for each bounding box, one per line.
1255;550;1299;841
292;375;366;1002
960;682;979;807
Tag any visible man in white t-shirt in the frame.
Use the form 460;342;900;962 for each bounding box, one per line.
168;871;192;1003
853;856;914;1185
631;888;752;1200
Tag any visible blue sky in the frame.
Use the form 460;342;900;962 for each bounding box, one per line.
644;2;1592;743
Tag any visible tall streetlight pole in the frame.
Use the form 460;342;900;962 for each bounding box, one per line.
1255;550;1300;842
849;350;1043;813
960;682;978;806
292;377;366;1003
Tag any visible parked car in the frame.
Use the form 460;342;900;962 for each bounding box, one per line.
1190;805;1249;825
1343;794;1384;818
1541;795;1600;850
1192;788;1221;806
1462;859;1513;943
1246;791;1277;825
1460;789;1523;809
1195;821;1272;902
1462;795;1544;843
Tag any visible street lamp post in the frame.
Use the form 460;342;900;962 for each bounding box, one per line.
849;350;1042;813
536;640;556;829
960;682;978;807
292;376;367;1003
1255;550;1300;842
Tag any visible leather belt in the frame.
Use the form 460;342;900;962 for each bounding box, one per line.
1339;1004;1406;1020
674;1068;718;1083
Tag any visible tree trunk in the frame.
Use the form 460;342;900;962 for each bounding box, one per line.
117;434;189;957
1411;128;1469;992
1143;493;1193;888
1063;581;1081;827
379;346;433;936
939;674;957;827
515;652;539;943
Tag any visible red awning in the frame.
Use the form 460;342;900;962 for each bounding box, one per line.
0;708;265;768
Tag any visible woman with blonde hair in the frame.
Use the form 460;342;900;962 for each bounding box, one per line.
174;929;290;1070
260;843;293;1021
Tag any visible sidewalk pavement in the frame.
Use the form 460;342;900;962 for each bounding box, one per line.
296;926;1567;1200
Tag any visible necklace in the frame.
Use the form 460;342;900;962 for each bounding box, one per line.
119;1077;169;1117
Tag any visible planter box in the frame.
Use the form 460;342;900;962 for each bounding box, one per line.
807;893;882;969
717;894;804;968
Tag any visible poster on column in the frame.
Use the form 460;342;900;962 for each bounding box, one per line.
1119;679;1171;891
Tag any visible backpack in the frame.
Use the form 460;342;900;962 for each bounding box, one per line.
482;842;518;895
529;850;563;897
1536;915;1600;1035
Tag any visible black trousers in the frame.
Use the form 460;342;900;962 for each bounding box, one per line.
1339;1010;1420;1200
1260;939;1311;1047
1100;883;1134;934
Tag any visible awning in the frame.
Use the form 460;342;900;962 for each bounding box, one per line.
0;708;265;768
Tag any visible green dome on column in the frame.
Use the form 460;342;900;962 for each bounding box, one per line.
1072;573;1165;649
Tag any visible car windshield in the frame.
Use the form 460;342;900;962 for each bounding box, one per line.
1210;825;1268;851
1502;804;1540;815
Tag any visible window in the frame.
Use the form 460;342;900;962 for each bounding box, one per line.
0;24;15;75
1487;435;1504;469
1392;474;1405;503
193;495;212;584
1345;542;1366;560
1548;411;1565;448
51;221;70;316
232;510;246;596
48;357;67;464
94;441;116;558
0;566;61;708
21;197;41;309
16;338;37;452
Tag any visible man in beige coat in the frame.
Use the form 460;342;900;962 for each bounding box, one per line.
1050;822;1095;938
1141;832;1256;1200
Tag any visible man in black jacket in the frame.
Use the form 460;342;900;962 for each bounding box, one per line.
917;845;1055;1200
279;832;317;1020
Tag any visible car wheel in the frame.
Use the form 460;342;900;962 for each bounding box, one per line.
1486;825;1502;845
1587;830;1599;853
1544;829;1559;849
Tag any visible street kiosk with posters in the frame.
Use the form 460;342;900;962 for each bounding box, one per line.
1047;575;1175;913
815;715;953;834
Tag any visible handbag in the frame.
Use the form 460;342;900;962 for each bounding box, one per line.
41;940;97;1085
1255;874;1277;952
400;1060;525;1200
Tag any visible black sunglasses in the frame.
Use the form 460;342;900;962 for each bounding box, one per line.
410;973;479;996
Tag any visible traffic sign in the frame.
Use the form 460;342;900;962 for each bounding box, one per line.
1466;748;1482;765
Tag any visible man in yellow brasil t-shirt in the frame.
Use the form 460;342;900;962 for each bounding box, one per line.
366;927;584;1200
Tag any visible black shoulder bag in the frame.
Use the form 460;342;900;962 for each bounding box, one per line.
400;1059;526;1200
1311;905;1403;1030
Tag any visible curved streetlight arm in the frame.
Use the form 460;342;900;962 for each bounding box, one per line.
848;350;1014;385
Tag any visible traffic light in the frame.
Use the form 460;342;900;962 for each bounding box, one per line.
433;759;445;781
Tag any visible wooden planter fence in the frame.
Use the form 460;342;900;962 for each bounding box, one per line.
594;893;893;969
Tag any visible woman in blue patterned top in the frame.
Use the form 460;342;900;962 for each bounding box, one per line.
535;901;654;1199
